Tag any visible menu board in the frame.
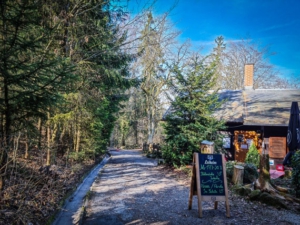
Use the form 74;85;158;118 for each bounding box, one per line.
269;137;286;158
188;152;230;218
199;154;225;196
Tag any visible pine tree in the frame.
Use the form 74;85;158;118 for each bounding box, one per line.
162;54;226;166
42;0;136;160
0;0;75;188
212;36;226;89
245;143;260;168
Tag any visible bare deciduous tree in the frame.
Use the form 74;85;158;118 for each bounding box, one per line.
214;37;297;90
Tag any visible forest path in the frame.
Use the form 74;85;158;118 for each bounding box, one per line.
83;149;300;225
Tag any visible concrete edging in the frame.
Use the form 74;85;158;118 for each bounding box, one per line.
52;154;111;225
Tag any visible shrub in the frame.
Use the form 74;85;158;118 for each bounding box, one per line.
243;163;259;183
161;141;193;167
245;143;260;168
291;150;300;198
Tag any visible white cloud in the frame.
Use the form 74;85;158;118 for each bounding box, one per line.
258;21;298;32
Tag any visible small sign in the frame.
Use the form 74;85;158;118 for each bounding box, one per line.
241;144;248;149
269;159;274;165
276;164;284;171
200;140;214;154
188;153;230;218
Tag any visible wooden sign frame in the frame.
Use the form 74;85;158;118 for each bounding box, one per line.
188;152;230;218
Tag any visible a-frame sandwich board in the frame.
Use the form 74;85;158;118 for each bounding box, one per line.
188;152;230;218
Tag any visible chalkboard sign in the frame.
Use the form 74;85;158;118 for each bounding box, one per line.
188;152;230;218
199;154;225;196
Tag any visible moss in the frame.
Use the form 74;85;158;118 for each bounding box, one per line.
236;186;252;196
243;163;259;183
249;190;261;200
259;192;288;209
249;190;288;209
284;170;292;178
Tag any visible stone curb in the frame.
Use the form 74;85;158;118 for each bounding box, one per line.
52;153;111;225
78;155;111;225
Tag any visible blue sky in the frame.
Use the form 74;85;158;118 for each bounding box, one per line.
127;0;300;79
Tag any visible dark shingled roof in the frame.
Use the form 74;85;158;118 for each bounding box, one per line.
214;89;300;126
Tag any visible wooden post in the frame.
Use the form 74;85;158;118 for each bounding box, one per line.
232;165;244;185
214;201;218;209
222;154;230;218
195;153;202;218
188;155;196;210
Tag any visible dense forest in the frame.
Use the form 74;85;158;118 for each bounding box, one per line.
0;0;299;224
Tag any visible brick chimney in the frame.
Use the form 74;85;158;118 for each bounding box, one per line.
244;64;254;90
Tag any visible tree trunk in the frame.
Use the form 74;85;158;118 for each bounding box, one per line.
46;112;51;166
75;124;80;154
51;123;58;164
121;133;125;146
1;72;10;190
147;108;156;144
24;132;29;159
0;149;7;190
59;126;65;145
12;132;21;168
109;129;114;148
37;118;42;150
255;153;274;191
0;114;4;190
0;114;3;142
147;109;152;144
134;121;138;146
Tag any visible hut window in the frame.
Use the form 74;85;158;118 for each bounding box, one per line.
238;135;244;143
223;137;231;148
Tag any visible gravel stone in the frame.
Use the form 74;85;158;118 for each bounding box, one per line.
84;149;300;225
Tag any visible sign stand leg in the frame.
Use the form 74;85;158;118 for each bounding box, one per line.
195;153;202;218
225;199;230;217
222;155;231;218
188;156;196;210
214;201;218;209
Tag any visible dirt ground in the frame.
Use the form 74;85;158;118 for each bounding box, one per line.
83;149;300;225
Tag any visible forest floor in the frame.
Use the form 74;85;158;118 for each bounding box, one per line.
84;149;300;225
0;150;103;225
1;149;300;225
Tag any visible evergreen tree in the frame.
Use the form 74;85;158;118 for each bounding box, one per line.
212;36;226;89
0;0;75;186
245;143;260;168
162;54;226;167
43;0;136;160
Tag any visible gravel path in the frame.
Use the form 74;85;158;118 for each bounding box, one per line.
83;149;300;225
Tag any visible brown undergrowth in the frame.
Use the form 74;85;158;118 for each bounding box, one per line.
0;151;102;225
